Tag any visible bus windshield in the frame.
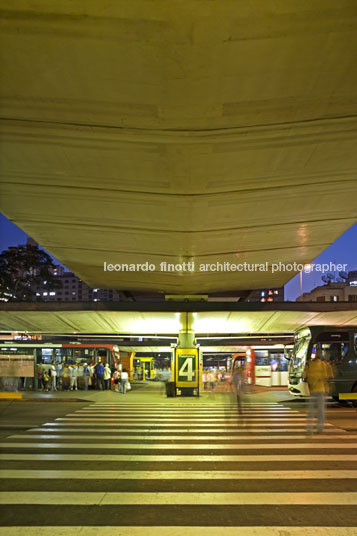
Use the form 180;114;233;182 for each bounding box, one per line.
291;335;311;370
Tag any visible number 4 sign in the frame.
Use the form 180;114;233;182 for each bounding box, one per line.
178;354;196;383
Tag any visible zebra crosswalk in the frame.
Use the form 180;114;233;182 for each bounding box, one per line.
0;399;357;534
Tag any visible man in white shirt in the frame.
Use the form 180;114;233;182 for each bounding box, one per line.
121;369;129;394
68;365;78;391
50;362;57;391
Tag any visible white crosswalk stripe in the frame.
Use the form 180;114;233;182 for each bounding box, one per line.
0;396;356;532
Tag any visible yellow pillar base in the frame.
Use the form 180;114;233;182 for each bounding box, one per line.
0;392;22;399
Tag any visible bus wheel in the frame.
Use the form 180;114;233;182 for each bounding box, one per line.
352;385;357;408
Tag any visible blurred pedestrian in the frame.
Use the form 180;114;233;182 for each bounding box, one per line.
207;369;216;391
202;370;208;391
37;365;44;390
231;362;246;414
303;349;334;434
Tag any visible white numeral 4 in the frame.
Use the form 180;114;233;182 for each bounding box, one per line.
179;357;194;381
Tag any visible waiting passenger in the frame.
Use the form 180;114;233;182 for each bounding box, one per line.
50;362;57;391
43;369;49;392
56;362;64;390
104;363;112;390
82;362;90;390
121;368;129;394
68;364;78;391
113;369;120;392
95;362;105;390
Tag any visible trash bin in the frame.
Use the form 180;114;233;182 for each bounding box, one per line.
165;381;176;397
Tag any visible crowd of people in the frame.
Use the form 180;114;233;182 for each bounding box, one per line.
36;354;334;435
202;369;224;391
36;362;130;393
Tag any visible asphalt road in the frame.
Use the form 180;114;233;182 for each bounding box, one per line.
0;384;356;534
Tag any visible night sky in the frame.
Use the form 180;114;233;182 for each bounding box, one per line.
1;212;356;301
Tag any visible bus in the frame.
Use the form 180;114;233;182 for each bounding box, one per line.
0;342;121;389
286;325;357;405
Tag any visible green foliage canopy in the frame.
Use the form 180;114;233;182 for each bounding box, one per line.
0;244;62;301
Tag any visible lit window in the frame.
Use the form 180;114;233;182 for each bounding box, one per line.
72;291;76;295
43;292;48;296
268;290;273;295
36;292;41;296
267;297;274;302
261;291;265;297
261;298;266;302
93;289;99;292
93;298;98;302
274;290;279;295
49;292;56;296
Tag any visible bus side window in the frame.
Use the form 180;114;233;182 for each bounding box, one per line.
321;342;349;363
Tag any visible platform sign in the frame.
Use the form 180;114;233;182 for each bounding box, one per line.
175;348;199;388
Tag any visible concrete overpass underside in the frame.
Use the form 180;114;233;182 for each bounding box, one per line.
1;1;357;294
0;302;356;336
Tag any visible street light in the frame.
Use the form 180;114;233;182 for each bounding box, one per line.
300;264;312;297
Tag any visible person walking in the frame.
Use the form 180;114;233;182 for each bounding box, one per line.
121;368;129;394
303;350;334;434
95;361;105;390
104;363;112;390
231;363;246;415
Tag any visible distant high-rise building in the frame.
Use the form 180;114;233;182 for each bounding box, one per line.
33;270;122;302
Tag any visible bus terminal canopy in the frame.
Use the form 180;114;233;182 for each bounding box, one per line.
0;303;356;335
1;1;357;294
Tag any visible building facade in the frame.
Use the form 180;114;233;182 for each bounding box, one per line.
297;273;357;302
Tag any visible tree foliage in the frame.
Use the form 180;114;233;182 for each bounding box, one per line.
0;245;62;301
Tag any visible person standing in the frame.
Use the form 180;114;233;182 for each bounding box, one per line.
303;350;333;434
121;368;129;394
82;362;90;391
89;363;96;389
50;362;57;391
56;361;64;391
95;361;105;390
104;363;112;390
207;369;216;391
68;364;78;391
113;369;120;392
202;370;208;391
43;369;49;392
